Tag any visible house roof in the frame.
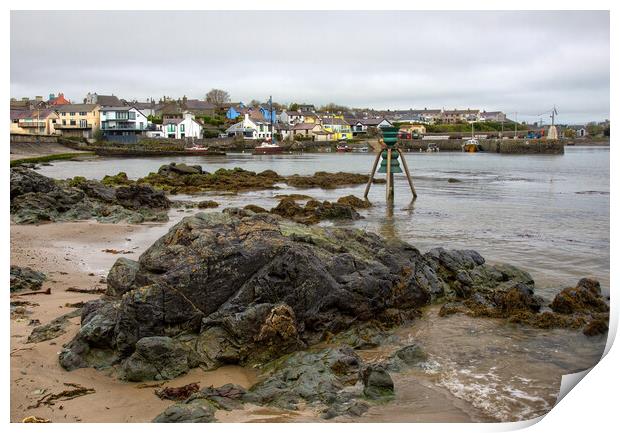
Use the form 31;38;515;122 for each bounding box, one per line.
321;117;348;125
292;123;315;130
360;118;390;126
100;106;134;111
12;108;58;120
443;109;479;115
163;118;183;125
49;93;71;106
56;104;98;112
95;95;122;106
184;99;216;110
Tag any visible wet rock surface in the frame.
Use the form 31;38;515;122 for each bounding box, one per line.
51;208;609;422
59;210;543;378
270;197;361;224
10;167;170;224
28;309;81;343
361;365;395;399
10;266;46;292
101;164;379;194
438;275;609;336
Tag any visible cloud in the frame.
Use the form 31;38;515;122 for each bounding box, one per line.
10;10;609;123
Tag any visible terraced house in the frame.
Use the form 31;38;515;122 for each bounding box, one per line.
55;104;100;138
10;108;59;135
320;115;352;140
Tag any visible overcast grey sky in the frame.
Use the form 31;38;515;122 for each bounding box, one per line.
11;10;609;123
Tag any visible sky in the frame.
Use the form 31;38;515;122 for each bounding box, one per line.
10;10;610;124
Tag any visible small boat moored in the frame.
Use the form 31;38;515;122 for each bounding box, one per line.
253;142;283;154
336;141;352;152
462;138;480;153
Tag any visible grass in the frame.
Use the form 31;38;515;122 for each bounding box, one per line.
10;152;95;167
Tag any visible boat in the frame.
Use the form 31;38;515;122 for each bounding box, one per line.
462;123;480;152
336;142;351;152
462;138;479;153
253;142;283;155
352;145;369;152
253;96;283;155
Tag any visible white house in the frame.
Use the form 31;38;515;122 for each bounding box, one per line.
226;114;273;140
161;112;203;139
279;110;304;126
99;106;148;138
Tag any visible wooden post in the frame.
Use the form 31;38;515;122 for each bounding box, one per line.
397;148;417;200
363;150;381;199
386;148;393;203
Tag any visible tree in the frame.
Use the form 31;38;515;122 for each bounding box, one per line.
206;89;231;106
289;103;299;111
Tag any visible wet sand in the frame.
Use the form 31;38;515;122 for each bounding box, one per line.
10;221;257;423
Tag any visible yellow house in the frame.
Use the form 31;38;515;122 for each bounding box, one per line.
11;108;60;135
400;124;427;135
55;104;101;138
320;116;352;140
302;112;319;124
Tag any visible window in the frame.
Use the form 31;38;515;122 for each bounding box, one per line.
180;124;185;132
79;112;87;115
70;120;76;126
70;112;76;116
79;119;87;128
128;111;136;120
62;120;66;125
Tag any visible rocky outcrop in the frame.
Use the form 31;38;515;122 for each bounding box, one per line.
59;209;538;377
102;164;381;194
10;167;171;224
337;195;372;209
270;197;361;224
10;266;46;292
439;277;609;336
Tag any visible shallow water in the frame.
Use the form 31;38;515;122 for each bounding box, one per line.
39;146;610;296
37;146;610;422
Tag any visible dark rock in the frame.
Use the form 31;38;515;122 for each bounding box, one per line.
197;200;219;209
583;316;609;336
106;258;140;296
271;197;360;225
153;399;216;423
550;280;609;315
336;195;372;209
158;162;204;176
119;336;190;381
115;184;170;210
244;346;362;410
10;168;170;225
361;364;394;399
243;204;268;214
193;383;246;410
331;323;389;349
10;166;55;199
59;210;541;372
386;344;428;371
10;266;46;292
322;400;370;419
28;309;81;343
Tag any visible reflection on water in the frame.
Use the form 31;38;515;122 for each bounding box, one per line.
38;147;609;422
